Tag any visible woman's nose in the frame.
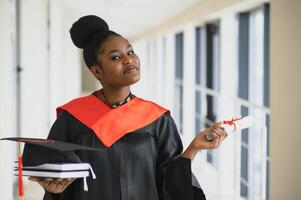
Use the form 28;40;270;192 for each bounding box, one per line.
123;55;134;65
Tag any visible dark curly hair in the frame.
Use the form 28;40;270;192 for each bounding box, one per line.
69;15;121;69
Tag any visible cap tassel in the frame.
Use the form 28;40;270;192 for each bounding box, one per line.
18;153;24;196
15;138;53;197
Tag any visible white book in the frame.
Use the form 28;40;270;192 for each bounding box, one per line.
15;163;96;180
16;170;90;178
20;163;91;171
15;163;97;191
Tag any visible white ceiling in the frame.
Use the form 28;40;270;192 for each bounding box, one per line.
63;0;202;39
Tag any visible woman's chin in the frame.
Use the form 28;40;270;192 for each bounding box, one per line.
130;73;140;83
124;76;140;87
132;75;140;84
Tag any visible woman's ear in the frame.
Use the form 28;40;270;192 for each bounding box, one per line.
91;65;103;80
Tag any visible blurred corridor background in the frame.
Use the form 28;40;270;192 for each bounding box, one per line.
0;0;300;199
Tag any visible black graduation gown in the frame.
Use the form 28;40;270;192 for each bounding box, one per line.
43;110;206;200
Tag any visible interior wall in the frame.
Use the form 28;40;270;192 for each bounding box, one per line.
270;0;301;199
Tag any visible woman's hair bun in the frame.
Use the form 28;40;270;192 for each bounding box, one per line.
70;15;109;48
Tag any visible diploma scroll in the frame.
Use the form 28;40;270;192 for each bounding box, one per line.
206;115;255;141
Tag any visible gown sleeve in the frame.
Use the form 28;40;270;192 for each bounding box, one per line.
156;113;206;200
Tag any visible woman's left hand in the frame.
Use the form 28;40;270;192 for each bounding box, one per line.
180;122;228;161
192;122;228;150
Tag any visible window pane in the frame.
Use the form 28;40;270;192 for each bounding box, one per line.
241;106;249;143
238;13;250;100
206;95;217;165
195;27;202;84
207;150;213;163
195;90;201;114
240;180;248;198
206;95;216;123
195;117;201;134
263;3;270;107
266;114;270;156
206;23;219;90
174;83;183;133
175;32;184;79
266;160;270;200
241;146;248;181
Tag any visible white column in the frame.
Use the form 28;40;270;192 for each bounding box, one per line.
20;0;49;138
0;0;17;199
182;23;196;147
217;11;238;200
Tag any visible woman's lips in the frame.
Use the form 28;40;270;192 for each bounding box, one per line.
124;66;138;74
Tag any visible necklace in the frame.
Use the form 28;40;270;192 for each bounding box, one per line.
101;90;133;108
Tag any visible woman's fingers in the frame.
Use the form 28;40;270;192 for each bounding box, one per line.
205;124;228;148
37;180;52;190
36;178;75;193
212;121;223;128
59;179;74;189
209;132;221;148
193;122;228;150
28;177;39;182
206;127;223;139
48;181;66;193
54;179;75;193
63;179;75;189
212;128;224;136
54;182;67;193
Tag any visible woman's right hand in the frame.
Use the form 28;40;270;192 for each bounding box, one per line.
28;177;75;193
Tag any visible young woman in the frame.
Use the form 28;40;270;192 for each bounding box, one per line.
29;15;227;200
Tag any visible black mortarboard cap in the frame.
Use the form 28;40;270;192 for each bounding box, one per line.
1;137;102;166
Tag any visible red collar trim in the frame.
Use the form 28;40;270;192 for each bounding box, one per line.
57;93;168;147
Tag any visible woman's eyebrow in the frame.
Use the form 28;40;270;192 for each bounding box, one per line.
107;45;132;56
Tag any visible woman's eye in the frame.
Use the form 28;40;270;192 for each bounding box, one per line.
111;55;120;61
128;51;135;56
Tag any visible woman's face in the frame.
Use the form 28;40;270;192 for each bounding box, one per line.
92;36;140;88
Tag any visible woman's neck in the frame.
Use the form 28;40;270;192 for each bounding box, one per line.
101;87;131;106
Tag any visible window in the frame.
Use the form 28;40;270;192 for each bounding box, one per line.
263;4;270;200
174;32;184;133
194;23;220;167
238;4;270;199
205;23;220;166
